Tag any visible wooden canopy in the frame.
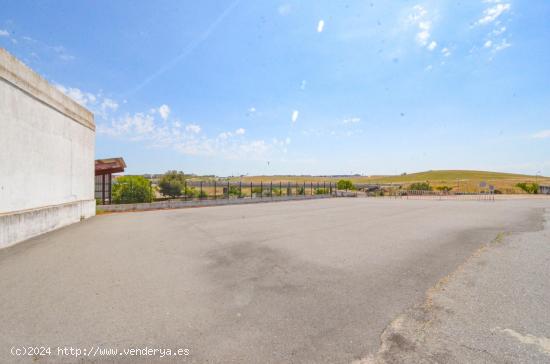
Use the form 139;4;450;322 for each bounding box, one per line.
95;158;126;176
95;157;126;205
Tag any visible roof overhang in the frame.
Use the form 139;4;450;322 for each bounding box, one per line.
95;158;126;176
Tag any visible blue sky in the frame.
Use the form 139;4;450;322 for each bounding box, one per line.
1;0;549;176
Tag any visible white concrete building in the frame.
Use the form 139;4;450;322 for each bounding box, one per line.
0;48;95;248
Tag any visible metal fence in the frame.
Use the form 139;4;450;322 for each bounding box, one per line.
158;180;337;201
152;181;496;202
378;190;496;201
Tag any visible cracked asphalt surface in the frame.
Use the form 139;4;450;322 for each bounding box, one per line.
364;208;550;364
0;198;548;363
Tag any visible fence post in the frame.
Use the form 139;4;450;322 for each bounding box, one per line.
270;181;273;198
239;181;242;198
214;181;217;200
200;181;203;200
310;182;313;196
184;178;187;201
227;181;230;199
250;182;253;199
288;181;290;197
101;174;105;205
260;181;263;199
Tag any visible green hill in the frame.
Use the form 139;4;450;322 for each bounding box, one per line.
366;170;541;183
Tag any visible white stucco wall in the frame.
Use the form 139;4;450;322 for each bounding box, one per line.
0;48;95;248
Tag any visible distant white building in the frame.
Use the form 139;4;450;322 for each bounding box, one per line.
0;48;96;248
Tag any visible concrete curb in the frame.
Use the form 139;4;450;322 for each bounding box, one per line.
0;199;95;249
97;195;335;213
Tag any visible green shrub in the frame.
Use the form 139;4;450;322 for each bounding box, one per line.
112;176;153;204
436;186;452;192
337;180;354;190
297;186;305;195
315;188;329;194
183;187;199;198
159;171;186;198
516;183;539;194
228;185;243;197
409;182;432;191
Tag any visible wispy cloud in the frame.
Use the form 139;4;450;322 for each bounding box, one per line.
475;1;512;56
408;5;437;50
532;130;550;139
342;117;360;124
3;32;76;62
52;45;75;61
302;127;364;138
291;110;299;123
302;116;363;137
55;83;121;121
317;20;325;33
185;123;201;134
476;2;511;25
55;84;98;106
99;107;283;160
492;26;507;36
493;39;511;52
481;35;512;55
101;98;119;113
159;104;170;120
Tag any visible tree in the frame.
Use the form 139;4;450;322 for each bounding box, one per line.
112;176;153;204
158;170;186;198
337;179;354;190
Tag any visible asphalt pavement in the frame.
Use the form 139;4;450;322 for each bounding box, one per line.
0;198;548;363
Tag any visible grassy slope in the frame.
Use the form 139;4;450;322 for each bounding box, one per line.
364;170;538;182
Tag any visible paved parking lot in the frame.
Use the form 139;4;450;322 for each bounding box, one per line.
0;198;548;363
